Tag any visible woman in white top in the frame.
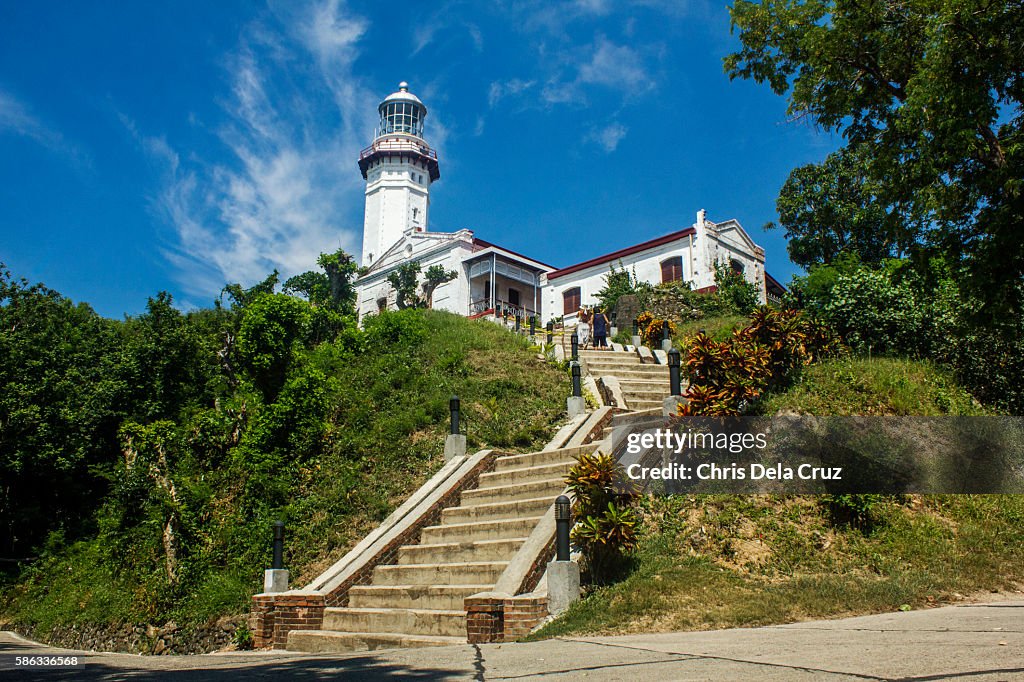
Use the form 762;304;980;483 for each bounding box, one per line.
576;307;592;349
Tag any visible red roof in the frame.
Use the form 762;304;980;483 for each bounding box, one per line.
765;271;787;293
547;228;697;280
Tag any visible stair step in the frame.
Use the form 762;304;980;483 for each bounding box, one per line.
397;539;526;565
287;630;464;653
478;461;574;487
348;584;489;610
442;496;554;524
629;399;665;410
421;517;543;544
460;478;565;505
622;387;671;399
373;561;508;586
590;363;668;371
493;443;598;471
590;366;669;376
322;607;466;638
585;362;645;372
620;379;672;389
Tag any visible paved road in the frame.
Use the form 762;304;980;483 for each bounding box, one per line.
2;599;1023;681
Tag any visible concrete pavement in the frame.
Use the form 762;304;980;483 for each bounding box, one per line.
2;598;1023;680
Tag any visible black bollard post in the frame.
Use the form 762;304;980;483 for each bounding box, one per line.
449;395;461;435
571;361;582;398
632;318;639;336
571;333;579;361
546;321;554;345
555;495;571;561
516;312;521;332
272;521;285;570
668;348;682;396
529;316;536;337
662;323;671;344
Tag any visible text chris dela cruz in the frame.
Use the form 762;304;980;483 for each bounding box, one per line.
623;429;842;481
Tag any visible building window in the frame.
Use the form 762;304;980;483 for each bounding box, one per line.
730;259;745;275
562;287;581;315
661;256;683;283
508;288;521;307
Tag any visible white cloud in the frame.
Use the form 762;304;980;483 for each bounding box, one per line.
0;88;87;164
0;90;51;141
577;37;653;94
488;78;536;108
134;0;379;298
575;0;613;15
411;7;485;57
587;121;627;152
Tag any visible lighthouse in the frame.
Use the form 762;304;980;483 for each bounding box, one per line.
358;82;440;266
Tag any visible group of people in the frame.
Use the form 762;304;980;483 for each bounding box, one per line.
575;306;610;349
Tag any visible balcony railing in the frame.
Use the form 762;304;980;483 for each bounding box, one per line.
469;298;538;321
359;138;437;161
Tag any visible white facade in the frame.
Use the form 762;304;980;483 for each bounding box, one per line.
361;155;433;265
543;209;767;324
352;83;776;324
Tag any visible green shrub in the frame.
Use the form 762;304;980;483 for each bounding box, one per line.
818;266;927;356
566;453;639;584
713;262;760;315
635;311;676;348
821;494;890;531
679;308;842;416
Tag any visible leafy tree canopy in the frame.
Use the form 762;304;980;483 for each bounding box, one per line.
422;265;458;309
387;262;422;310
726;0;1024;315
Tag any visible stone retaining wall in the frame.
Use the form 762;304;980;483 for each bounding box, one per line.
14;616;246;655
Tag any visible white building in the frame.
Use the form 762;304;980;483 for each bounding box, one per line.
353;83;782;323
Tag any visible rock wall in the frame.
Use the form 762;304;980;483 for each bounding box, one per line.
16;615;247;655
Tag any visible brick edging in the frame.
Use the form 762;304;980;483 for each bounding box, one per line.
251;593;326;649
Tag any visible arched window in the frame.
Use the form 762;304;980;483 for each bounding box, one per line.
562;287;581;316
661;256;683;283
730;259;744;275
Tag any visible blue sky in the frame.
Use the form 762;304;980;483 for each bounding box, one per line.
0;0;837;318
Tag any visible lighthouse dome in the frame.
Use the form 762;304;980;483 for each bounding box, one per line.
376;82;427;138
380;82;425;111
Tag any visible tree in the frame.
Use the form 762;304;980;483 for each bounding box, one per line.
316;249;359;314
236;293;312;401
726;0;1024;316
0;266;126;557
770;146;912;267
421;265;458;308
220;270;280;310
714;261;760;314
282;271;331;307
387;262;422;310
595;261;652;315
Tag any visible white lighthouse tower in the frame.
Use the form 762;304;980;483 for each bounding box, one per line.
358;82;440;266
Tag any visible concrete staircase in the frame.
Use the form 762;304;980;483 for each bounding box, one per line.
287;442;600;653
580;349;671;411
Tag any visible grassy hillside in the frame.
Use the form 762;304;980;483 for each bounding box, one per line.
0;307;569;643
532;355;1015;640
532;493;1024;638
756;357;989;416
